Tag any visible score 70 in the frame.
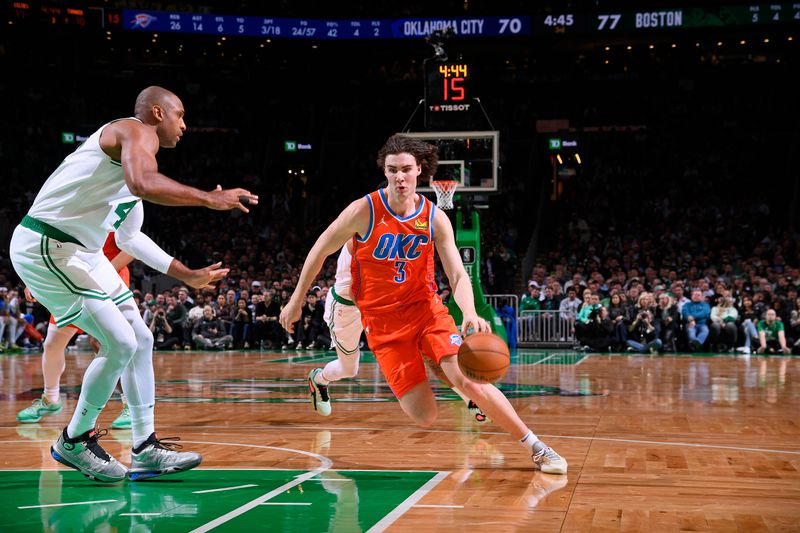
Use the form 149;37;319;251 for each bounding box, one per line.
596;14;621;30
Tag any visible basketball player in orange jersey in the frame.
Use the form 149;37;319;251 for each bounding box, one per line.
17;232;133;427
281;134;567;474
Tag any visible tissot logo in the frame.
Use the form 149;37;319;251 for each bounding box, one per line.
429;104;471;112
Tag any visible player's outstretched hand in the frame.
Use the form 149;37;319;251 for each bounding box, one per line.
460;313;491;337
279;299;303;333
207;185;259;213
23;287;37;303
183;262;230;290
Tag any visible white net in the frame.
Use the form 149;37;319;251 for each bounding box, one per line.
431;180;458;210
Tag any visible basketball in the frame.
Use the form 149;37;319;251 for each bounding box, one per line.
457;332;510;383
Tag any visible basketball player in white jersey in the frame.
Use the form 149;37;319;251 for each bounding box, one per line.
9;86;258;482
308;243;489;422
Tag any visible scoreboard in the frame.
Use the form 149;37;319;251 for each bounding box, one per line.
119;11;531;40
5;2;798;38
536;3;800;34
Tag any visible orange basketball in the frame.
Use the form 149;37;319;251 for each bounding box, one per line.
457;332;510;383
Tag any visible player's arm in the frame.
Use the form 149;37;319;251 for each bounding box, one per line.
433;209;490;335
279;199;369;332
110;120;258;212
115;202;228;290
110;251;134;272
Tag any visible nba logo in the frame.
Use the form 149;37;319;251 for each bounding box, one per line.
449;334;462;346
459;247;475;264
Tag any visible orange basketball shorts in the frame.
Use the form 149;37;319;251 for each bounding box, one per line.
362;297;462;398
48;266;131;332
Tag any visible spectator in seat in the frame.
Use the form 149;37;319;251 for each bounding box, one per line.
626;309;662;354
757;309;788;354
192;305;233;350
295;292;324;350
606;292;628;350
709;295;738;352
575;292;601;349
166;295;188;344
559;286;581;320
736;295;760;355
653;293;680;352
230;298;252;348
682;289;711;352
150;304;180;350
520;283;541;312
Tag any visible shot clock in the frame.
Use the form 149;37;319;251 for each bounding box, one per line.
424;59;473;129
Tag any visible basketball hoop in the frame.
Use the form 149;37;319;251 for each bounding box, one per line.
431;180;458;210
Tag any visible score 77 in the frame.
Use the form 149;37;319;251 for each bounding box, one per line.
596;14;621;30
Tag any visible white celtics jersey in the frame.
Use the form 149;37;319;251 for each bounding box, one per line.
333;242;353;299
27;118;141;251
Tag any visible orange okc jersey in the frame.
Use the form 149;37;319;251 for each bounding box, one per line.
351;189;437;314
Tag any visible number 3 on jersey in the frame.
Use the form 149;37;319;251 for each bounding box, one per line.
394;261;407;283
112;200;138;229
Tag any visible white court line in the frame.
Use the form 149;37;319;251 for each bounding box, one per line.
259;502;312;506
365;471;450;533
193;484;257;494
190;468;328;532
18;499;118;509
526;354;557;366
414;504;464;508
120;513;162;517
186;441;332;533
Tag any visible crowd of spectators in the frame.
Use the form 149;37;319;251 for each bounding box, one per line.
1;6;797;355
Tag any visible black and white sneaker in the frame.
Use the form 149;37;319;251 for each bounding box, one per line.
51;427;128;482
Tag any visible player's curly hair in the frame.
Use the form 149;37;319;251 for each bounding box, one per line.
376;134;439;181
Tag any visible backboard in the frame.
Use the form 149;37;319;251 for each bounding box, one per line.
397;131;499;193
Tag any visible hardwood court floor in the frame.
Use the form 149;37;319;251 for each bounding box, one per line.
0;348;798;532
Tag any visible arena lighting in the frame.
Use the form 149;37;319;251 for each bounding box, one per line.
648;44;654;49
789;36;794;41
717;41;723;46
626;45;632;50
740;39;746;44
604;46;610;51
556;154;563;164
575;153;582;164
764;38;770;43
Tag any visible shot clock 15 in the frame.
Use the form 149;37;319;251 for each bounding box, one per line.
425;60;473;129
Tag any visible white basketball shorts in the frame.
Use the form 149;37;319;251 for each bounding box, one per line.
324;286;361;356
10;219;132;328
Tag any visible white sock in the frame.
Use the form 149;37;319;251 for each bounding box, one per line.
129;403;155;450
518;430;540;451
43;386;60;405
67;398;105;438
120;392;127;406
315;370;331;386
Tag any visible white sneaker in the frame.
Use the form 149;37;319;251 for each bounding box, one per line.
736;346;751;354
129;433;202;481
51;427;128;482
532;442;568;475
